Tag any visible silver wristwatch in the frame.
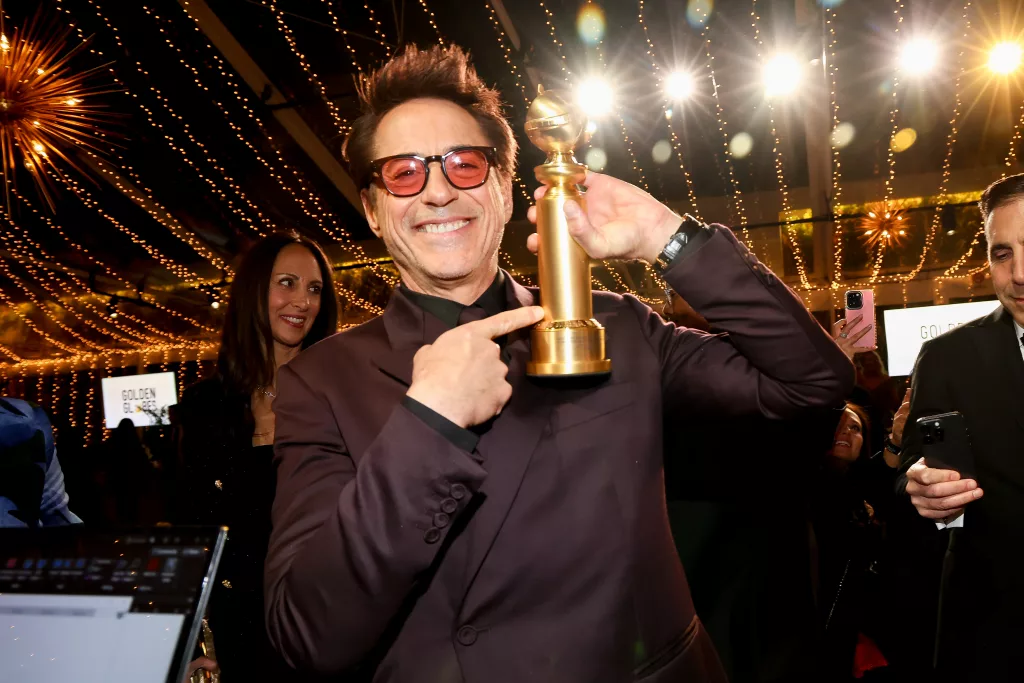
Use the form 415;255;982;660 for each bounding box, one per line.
654;214;705;273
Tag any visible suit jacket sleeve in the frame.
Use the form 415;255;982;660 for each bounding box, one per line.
264;362;488;674
639;224;854;419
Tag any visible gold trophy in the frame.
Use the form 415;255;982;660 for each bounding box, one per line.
524;86;611;377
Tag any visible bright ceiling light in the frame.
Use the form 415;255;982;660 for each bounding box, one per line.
763;53;802;97
665;71;695;100
988;41;1023;75
899;37;940;75
576;78;614;118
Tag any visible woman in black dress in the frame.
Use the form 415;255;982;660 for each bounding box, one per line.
176;231;339;681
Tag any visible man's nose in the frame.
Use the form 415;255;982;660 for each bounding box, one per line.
420;161;458;206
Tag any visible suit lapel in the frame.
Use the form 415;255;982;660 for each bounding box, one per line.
458;318;554;610
973;307;1024;432
370;276;555;607
371;290;449;387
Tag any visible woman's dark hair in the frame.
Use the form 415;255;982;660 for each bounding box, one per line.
843;401;873;461
217;231;338;395
980;172;1024;221
342;44;517;190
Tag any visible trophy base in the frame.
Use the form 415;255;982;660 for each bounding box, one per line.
526;320;612;377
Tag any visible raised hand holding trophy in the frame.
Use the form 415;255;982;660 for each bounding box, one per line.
524;86;611;377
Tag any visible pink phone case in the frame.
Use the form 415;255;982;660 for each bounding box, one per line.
845;290;876;350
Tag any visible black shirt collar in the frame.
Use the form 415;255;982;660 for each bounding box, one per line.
400;270;507;329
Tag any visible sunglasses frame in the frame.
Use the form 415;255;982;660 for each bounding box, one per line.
367;146;498;197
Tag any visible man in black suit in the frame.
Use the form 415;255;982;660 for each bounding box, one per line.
900;173;1024;680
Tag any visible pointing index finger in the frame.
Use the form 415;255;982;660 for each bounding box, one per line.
464;306;545;339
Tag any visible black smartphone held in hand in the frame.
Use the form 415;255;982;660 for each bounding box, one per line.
917;412;976;480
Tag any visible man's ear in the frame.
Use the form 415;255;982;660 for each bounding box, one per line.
361;188;383;238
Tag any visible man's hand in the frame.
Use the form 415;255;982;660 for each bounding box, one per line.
406;306;545;429
831;313;875;360
525;172;681;263
905;457;983;522
891;388;911;446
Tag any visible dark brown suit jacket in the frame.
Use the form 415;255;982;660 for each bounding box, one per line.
265;226;854;682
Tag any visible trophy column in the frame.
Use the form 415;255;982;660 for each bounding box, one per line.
524;88;611;377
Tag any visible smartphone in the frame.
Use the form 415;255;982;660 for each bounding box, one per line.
844;289;876;350
917;412;976;480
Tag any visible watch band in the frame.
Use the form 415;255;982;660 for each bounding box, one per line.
654;214;705;273
884;435;902;456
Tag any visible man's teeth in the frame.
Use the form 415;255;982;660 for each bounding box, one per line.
420;219;468;234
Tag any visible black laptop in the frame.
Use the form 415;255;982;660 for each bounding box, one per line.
0;526;226;683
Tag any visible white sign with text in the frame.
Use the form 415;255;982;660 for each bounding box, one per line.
101;371;178;428
883;300;1001;376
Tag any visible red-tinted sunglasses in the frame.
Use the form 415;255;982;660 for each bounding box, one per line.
367;146;497;197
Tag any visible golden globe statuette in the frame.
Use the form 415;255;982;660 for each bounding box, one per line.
524;87;611;377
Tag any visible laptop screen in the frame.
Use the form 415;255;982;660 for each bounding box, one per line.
0;527;226;683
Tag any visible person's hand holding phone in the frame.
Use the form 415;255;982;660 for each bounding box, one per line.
905;457;983;523
832;313;876;360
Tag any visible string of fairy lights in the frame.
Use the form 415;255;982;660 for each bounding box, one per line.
867;0;906;283
74;0;391;319
153;1;400;293
897;0;973;299
636;0;702;220
73;0;277;239
826;6;845;300
264;0;349;137
750;1;811;291
690;7;754;250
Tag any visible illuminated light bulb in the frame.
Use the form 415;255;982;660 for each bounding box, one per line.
899;38;940;75
988;42;1023;75
576;78;613;118
763;53;802;97
665;71;695;100
64;97;80;106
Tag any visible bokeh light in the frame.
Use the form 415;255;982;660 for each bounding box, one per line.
686;0;713;29
585;147;607;171
652;140;673;164
729;132;753;159
763;53;803;97
988;42;1023;75
830;122;856;148
577;5;606;46
899;38;940;75
665;71;695;101
585;120;598;135
890;127;917;153
576;78;614;118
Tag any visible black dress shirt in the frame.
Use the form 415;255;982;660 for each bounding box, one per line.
400;272;507;453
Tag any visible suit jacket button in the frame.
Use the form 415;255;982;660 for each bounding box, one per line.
450;483;468;500
457;625;477;646
440;498;458;514
424;527;442;544
433;512;451;528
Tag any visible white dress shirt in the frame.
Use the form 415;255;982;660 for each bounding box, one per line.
935;318;1024;529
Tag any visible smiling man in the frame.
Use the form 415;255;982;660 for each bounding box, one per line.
898;173;1024;681
264;45;852;682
